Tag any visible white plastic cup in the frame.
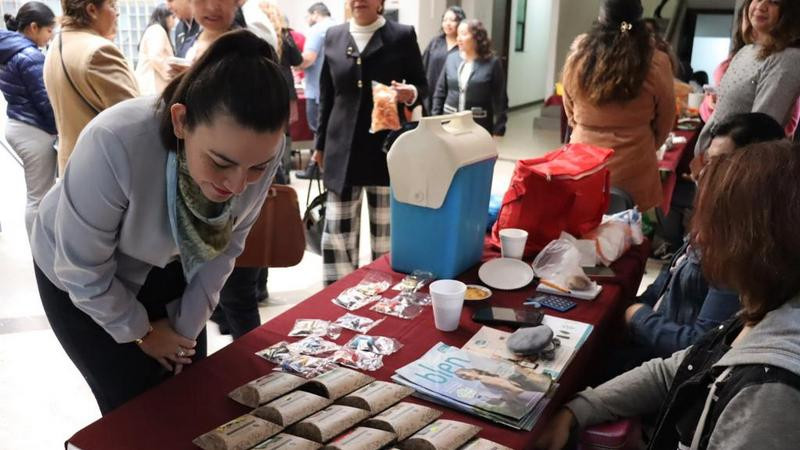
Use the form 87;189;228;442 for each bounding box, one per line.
688;92;704;110
499;228;528;259
429;279;467;332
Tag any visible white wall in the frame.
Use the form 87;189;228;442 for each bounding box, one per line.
461;0;494;35
507;0;556;106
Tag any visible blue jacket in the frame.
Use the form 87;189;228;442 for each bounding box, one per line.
0;31;56;134
629;241;741;357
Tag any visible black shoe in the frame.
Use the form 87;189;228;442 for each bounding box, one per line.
295;161;321;180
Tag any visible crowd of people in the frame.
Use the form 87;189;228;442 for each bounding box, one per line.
1;0;799;447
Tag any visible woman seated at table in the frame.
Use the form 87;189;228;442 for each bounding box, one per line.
561;0;675;211
536;138;800;450
605;113;785;379
431;19;508;136
30;30;288;415
695;0;800;155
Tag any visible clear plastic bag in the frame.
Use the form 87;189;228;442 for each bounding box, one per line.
532;238;593;292
353;270;393;296
391;270;435;293
278;354;336;378
287;336;341;356
344;335;403;355
332;289;381;311
584;208;643;266
333;313;384;333
255;341;293;364
370;81;401;133
288;319;331;337
370;297;425;320
331;348;384;371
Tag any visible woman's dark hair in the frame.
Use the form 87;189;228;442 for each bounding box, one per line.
61;0;106;28
159;30;290;149
4;1;55;32
740;0;800;59
148;4;173;35
440;5;466;35
307;2;330;17
563;0;653;105
464;19;493;60
692;140;800;324
713;112;785;147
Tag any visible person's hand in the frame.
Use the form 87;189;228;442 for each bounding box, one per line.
289;100;299;125
535;408;576;450
311;150;324;169
625;303;646;324
137;319;196;373
391;81;416;105
167;62;190;79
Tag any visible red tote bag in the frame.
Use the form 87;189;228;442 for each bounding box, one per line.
490;144;614;256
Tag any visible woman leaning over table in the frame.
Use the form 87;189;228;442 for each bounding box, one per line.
43;0;138;174
0;2;57;237
30;30;288;415
432;19;508;136
695;0;800;155
312;0;427;284
421;5;465;115
536;139;800;450
561;0;675;211
135;4;175;95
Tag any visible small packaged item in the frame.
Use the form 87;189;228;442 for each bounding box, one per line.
353;270;393;296
256;341;293;364
288;336;341;356
332;348;384;371
370;297;424;320
344;335;403;356
332;289;381;311
193;414;282;450
333;313;384;333
278;354;336;379
337;381;415;414
303;367;375;400
228;372;307;408
391;270;434;293
370;82;401;133
288;319;332;337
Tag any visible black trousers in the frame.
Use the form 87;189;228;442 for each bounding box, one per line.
216;266;267;339
34;261;206;415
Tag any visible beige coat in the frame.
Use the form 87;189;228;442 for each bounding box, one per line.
44;27;139;174
564;50;676;211
135;24;174;96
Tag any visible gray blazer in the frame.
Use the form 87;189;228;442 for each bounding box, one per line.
30;97;278;343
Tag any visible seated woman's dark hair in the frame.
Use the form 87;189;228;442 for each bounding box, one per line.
464;19;493;60
693;140;800;324
713;112;785;147
563;0;653;105
3;1;55;32
159;30;290;149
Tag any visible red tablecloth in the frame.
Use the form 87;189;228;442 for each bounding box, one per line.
657;129;699;214
67;243;649;450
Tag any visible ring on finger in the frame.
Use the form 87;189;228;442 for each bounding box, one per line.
177;349;186;358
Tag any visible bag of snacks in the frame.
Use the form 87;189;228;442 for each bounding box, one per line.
370;81;401;133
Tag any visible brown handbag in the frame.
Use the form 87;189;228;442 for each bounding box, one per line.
236;184;306;268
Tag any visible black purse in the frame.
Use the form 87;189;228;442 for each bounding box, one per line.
303;187;326;256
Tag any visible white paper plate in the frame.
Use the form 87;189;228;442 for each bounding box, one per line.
478;258;535;290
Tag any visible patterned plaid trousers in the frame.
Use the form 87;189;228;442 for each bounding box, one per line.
322;186;391;284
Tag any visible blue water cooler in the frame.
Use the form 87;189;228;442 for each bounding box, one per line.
387;112;498;278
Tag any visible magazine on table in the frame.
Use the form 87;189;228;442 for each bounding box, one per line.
463;315;593;380
392;342;554;430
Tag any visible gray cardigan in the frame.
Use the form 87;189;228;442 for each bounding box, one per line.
30;97;277;343
696;44;800;154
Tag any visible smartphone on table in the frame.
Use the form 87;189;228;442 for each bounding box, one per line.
472;307;544;328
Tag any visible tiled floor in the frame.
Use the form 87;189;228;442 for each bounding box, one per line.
0;105;657;449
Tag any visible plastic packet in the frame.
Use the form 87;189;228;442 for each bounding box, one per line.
583;208;643;266
287;336;341;356
288;319;331;337
353;270;393;296
278;354;336;378
255;341;293;364
391;270;435;293
332;288;381;311
344;334;403;355
370;297;424;320
333;313;385;333
370;81;401;133
332;347;384;371
392;291;432;306
531;238;592;292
